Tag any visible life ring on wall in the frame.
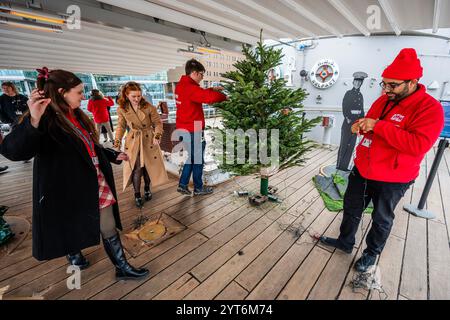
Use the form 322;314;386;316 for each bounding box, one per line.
310;59;340;89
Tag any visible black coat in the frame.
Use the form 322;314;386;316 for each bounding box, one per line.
0;116;123;261
0;94;28;124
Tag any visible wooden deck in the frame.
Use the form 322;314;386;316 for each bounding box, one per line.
1;146;449;300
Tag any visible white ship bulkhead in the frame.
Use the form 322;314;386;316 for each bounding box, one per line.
273;33;450;146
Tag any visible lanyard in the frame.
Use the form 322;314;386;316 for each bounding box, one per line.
379;100;398;120
72;125;95;156
67;115;97;162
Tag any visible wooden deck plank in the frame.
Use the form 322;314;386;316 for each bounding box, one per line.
1;145;449;300
390;187;412;240
215;281;249;301
189;156;336;283
153;274;200;300
61;234;208;300
424;148;450;300
234;189;321;292
438;148;450;248
61;150;329;300
425;149;446;224
399;155;428;300
185;213;299;300
369;235;405;300
277;247;331;300
245;209;338;300
337;236;374;300
306;215;371;300
428;220;450;299
122;152;338;300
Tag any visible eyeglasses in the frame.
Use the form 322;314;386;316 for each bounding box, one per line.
198;72;205;76
379;80;410;90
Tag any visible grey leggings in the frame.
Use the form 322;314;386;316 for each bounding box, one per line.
100;206;118;239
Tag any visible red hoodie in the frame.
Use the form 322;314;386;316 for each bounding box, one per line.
175;75;226;132
87;97;114;124
354;84;444;183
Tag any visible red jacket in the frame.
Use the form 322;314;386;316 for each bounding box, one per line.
354;84;444;183
175;75;226;132
87;97;114;124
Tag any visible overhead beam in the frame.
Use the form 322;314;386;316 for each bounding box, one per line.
96;0;258;44
378;0;402;36
0;37;186;64
235;0;315;38
192;0;297;39
79;23;187;49
0;65;161;76
1;59;162;75
0;50;180;70
280;0;342;37
2;56;164;71
433;0;442;34
156;0;280;40
80;20;187;46
0;29;187;62
49;28;186;57
23;0;245;51
328;0;370;36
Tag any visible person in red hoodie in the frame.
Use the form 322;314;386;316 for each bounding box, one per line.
320;48;444;272
175;59;227;195
87;89;115;143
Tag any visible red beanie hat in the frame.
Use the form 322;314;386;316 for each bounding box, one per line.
382;48;423;80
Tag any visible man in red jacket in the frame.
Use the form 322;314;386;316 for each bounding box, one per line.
175;59;227;195
320;48;444;272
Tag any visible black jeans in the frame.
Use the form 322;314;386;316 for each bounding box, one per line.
338;167;413;256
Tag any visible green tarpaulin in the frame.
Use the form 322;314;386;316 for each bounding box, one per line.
313;173;373;213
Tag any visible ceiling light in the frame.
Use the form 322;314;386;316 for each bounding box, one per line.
0;2;66;26
0;16;63;33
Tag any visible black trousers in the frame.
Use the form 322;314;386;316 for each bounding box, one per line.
338;167;412;256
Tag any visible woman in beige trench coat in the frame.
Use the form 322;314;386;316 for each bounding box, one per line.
114;82;169;208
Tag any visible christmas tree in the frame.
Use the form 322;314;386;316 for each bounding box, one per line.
212;33;321;196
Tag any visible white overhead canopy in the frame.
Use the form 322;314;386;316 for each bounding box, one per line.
98;0;450;41
1;0;449;75
0;20;190;75
0;0;245;75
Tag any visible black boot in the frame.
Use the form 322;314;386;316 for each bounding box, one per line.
135;197;144;208
144;187;152;201
354;252;377;272
66;252;90;270
318;236;352;254
102;234;149;280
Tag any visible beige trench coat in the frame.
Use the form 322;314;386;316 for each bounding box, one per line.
115;104;169;191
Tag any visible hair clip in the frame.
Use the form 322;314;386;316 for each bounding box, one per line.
37;67;50;80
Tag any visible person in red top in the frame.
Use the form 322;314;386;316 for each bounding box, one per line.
175;59;227;195
87;89;115;143
320;48;445;272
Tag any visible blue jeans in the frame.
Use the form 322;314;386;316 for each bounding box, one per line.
179;132;206;191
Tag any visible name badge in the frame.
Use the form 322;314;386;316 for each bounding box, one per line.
92;157;99;165
361;138;372;148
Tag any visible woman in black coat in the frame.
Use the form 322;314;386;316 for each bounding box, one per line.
0;68;148;281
